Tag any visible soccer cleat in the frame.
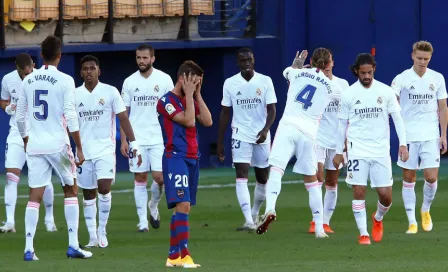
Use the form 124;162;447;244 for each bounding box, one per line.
166;257;182;268
421;210;433;232
323;224;334;234
149;205;161;229
66;246;93;259
252;214;262;226
256;211;276;235
98;231;108;248
24;250;39;261
358;235;371;245
181;255;201;268
45;221;57;232
236;222;256;232
315;231;329;238
308;221;315;234
84;239;98;248
137;222;149;232
0;222;16;233
406;224;418;234
372;213;383;243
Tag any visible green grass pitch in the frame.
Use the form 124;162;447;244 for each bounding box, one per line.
1;164;448;272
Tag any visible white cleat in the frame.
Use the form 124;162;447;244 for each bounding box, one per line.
315;231;329;238
98;231;108;248
236;222;257;232
0;222;16;233
137;222;149;232
24;250;39;261
252;214;262;226
84;238;98;248
45;221;57;232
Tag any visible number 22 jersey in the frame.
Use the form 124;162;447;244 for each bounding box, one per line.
281;67;342;139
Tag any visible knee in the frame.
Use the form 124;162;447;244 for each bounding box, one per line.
83;189;97;200
152;172;164;185
135;172;149;183
379;195;392;207
324;173;338;187
63;184;78;198
424;175;438;183
176;202;191;214
255;171;269;184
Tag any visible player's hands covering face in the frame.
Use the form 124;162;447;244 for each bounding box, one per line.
182;73;200;97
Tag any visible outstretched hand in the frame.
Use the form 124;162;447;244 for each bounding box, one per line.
292;50;310;69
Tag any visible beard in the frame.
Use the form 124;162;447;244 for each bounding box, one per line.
360;78;372;87
138;63;152;73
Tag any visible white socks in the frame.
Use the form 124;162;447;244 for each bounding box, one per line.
323;185;337;225
264;167;283;213
251;182;266;220
83;198;97;241
25;201;40;253
352;200;368;236
43;183;55;224
422;180;437;212
64;197;80;249
149;181;162;218
236;178;253;224
374;201;391;221
98;192;112;233
402;181;416;225
306;181;323;233
134;181;148;225
5;173;19;225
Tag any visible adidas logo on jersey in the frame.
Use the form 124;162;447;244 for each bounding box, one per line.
135;88;140;92
355;100;361;104
237;91;242;96
11;89;16;93
410;86;415;90
79;103;84;107
109;169;113;173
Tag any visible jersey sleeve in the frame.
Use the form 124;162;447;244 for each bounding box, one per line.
387;88;401;113
112;87;126;114
338;92;350;120
265;77;277;104
221;81;232;107
64;77;80;133
16;81;28;137
340;79;350;90
1;77;10;101
121;79;131;107
391;74;402;97
157;96;183;120
436;74;448;100
164;75;175;95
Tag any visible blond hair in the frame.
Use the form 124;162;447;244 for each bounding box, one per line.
413;41;433;54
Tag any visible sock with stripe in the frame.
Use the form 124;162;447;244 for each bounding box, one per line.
134;181;148;226
43;183;55;224
5;173;19;225
168;214;179;260
235;178;253;224
422;180;437;212
25;201;40;253
352;200;368;236
265;167;283;213
374;201;391;221
64;197;80;249
83;198;97;241
323;185;338;225
175;212;190;258
402;181;416;225
306;181;324;233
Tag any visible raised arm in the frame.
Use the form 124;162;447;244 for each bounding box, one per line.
194;91;212;127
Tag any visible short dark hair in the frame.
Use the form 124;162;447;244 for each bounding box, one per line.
350;53;376;77
80;55;100;67
237;47;253;56
41;35;62;62
15;53;33;70
311;48;332;70
177;60;204;79
136;44;154;56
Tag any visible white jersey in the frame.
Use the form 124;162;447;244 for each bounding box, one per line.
222;72;277;143
75;82;126;160
281;67;341;140
316;75;350;149
391;67;447;142
121;68;174;146
16;65;79;155
339;79;400;158
1;69;35;145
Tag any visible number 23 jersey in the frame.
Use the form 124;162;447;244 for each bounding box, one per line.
281;67;342;140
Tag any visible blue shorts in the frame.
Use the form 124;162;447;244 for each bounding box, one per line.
163;157;199;209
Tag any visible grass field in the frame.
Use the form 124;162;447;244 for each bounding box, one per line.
1;164;448;272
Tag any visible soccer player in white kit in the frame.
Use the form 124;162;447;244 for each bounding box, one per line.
217;47;277;231
75;55;142;248
309;51;349;234
256;48;341;237
120;44;174;232
333;53;409;245
0;53;56;233
391;41;447;234
16;35;92;261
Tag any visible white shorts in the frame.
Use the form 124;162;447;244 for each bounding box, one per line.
77;153;116;189
345;155;393;188
397;139;440;170
5;142;26;170
231;139;270;168
269;124;317;175
27;145;77;188
129;144;163;173
316;146;347;171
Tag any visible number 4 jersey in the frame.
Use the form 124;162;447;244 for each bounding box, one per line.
16;65;79;155
282;67;342;139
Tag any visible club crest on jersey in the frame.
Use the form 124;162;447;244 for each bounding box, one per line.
154;85;160;92
177;189;184;198
429;84;435;91
377;96;383;105
256;88;262;96
165;103;175;115
99;98;105;105
348;172;353;179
